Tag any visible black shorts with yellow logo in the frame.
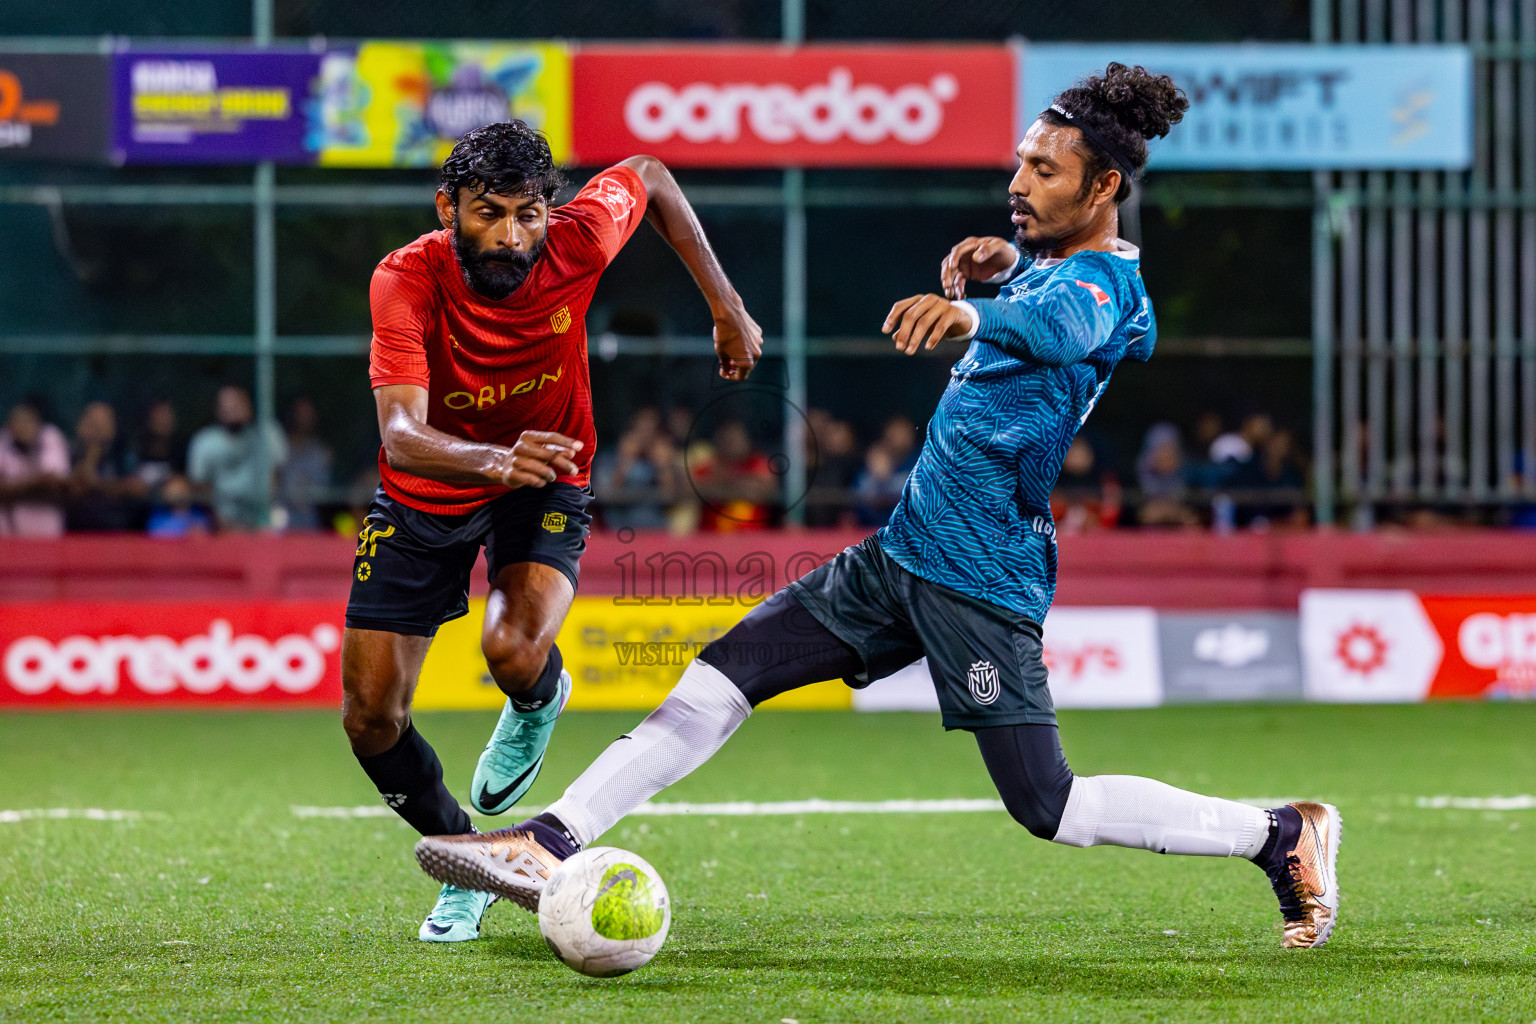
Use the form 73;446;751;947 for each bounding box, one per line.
345;483;592;637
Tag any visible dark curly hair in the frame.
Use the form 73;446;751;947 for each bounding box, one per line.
438;120;568;206
1041;63;1189;204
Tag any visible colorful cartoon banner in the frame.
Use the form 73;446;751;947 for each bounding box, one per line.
0;54;110;161
314;41;571;167
112;50;321;164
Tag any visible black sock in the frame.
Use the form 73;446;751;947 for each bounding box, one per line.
354;722;472;837
1253;805;1302;867
512;812;581;860
507;644;563;713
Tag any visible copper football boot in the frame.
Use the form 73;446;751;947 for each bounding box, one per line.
1262;801;1342;948
415;828;561;912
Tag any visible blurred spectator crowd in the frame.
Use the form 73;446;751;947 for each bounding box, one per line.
0;387;334;538
591;404;1315;535
0;389;1328;538
590;405;924;534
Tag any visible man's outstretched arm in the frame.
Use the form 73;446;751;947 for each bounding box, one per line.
882;281;1114;367
373;384;581;490
619;155;762;381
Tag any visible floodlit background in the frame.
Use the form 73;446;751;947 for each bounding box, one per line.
1;3;1534;1022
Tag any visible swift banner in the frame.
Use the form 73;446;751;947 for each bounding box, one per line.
315;41;571;167
571;44;1017;168
1019;43;1473;169
113;51;322;164
1301;590;1536;701
0;54;110;161
0;601;344;706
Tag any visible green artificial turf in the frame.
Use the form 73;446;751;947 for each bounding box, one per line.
1;704;1533;1023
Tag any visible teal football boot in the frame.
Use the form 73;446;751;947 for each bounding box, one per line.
418;884;495;942
470;668;573;815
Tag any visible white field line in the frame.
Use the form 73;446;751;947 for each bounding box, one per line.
292;804;411;818
292;794;1536;821
629;798;1008;816
292;798;1010;820
0;808;164;824
1416;795;1536;810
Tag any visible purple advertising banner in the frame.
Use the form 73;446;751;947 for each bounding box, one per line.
113;51;322;164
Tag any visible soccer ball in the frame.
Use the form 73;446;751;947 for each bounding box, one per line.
537;846;671;977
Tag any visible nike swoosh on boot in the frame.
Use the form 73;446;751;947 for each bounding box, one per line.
477;760;541;812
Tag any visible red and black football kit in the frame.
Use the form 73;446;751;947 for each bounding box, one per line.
346;166;648;637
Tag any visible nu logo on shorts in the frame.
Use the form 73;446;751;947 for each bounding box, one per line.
967;659;1000;705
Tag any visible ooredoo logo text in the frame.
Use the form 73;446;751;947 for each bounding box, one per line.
3;619;341;697
623;68;960;147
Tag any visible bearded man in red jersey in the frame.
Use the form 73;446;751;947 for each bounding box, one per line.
340;120;762;942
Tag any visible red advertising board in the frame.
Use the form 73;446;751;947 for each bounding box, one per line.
572;44;1017;168
1421;595;1536;699
1301;589;1536;701
0;601;345;707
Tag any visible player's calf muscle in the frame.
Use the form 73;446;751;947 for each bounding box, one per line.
341;627;429;755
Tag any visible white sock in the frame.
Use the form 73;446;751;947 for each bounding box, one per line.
1052;775;1269;858
545;660;752;846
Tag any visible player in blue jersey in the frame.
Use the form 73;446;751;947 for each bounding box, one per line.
415;64;1342;950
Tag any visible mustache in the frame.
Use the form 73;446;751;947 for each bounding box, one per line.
1008;196;1037;218
475;248;535;266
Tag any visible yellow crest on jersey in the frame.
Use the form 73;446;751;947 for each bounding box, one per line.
550;306;572;334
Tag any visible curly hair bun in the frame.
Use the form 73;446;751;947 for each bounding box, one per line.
1082;62;1190;141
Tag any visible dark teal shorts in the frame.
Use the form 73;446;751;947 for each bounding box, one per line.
787;535;1056;730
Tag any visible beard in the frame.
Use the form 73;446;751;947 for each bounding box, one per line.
452;221;543;300
1010;195;1082;257
1013;221;1082;258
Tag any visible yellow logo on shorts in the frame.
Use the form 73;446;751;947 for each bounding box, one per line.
356;521;395;557
542;512;567;533
550;306;572;334
356;561;372;582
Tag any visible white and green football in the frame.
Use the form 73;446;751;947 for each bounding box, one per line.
537;847;671;977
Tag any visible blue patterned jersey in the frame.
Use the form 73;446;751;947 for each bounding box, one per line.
878;241;1155;622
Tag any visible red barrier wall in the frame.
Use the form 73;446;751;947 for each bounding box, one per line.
4;530;1536;609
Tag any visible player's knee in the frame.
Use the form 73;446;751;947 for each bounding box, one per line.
1005;798;1064;841
1000;769;1074;841
341;693;408;754
481;627;546;692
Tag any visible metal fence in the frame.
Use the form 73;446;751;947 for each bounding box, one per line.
1312;0;1536;523
0;2;1324;528
13;0;1522;528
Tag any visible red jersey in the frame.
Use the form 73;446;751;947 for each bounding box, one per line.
369;165;648;514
